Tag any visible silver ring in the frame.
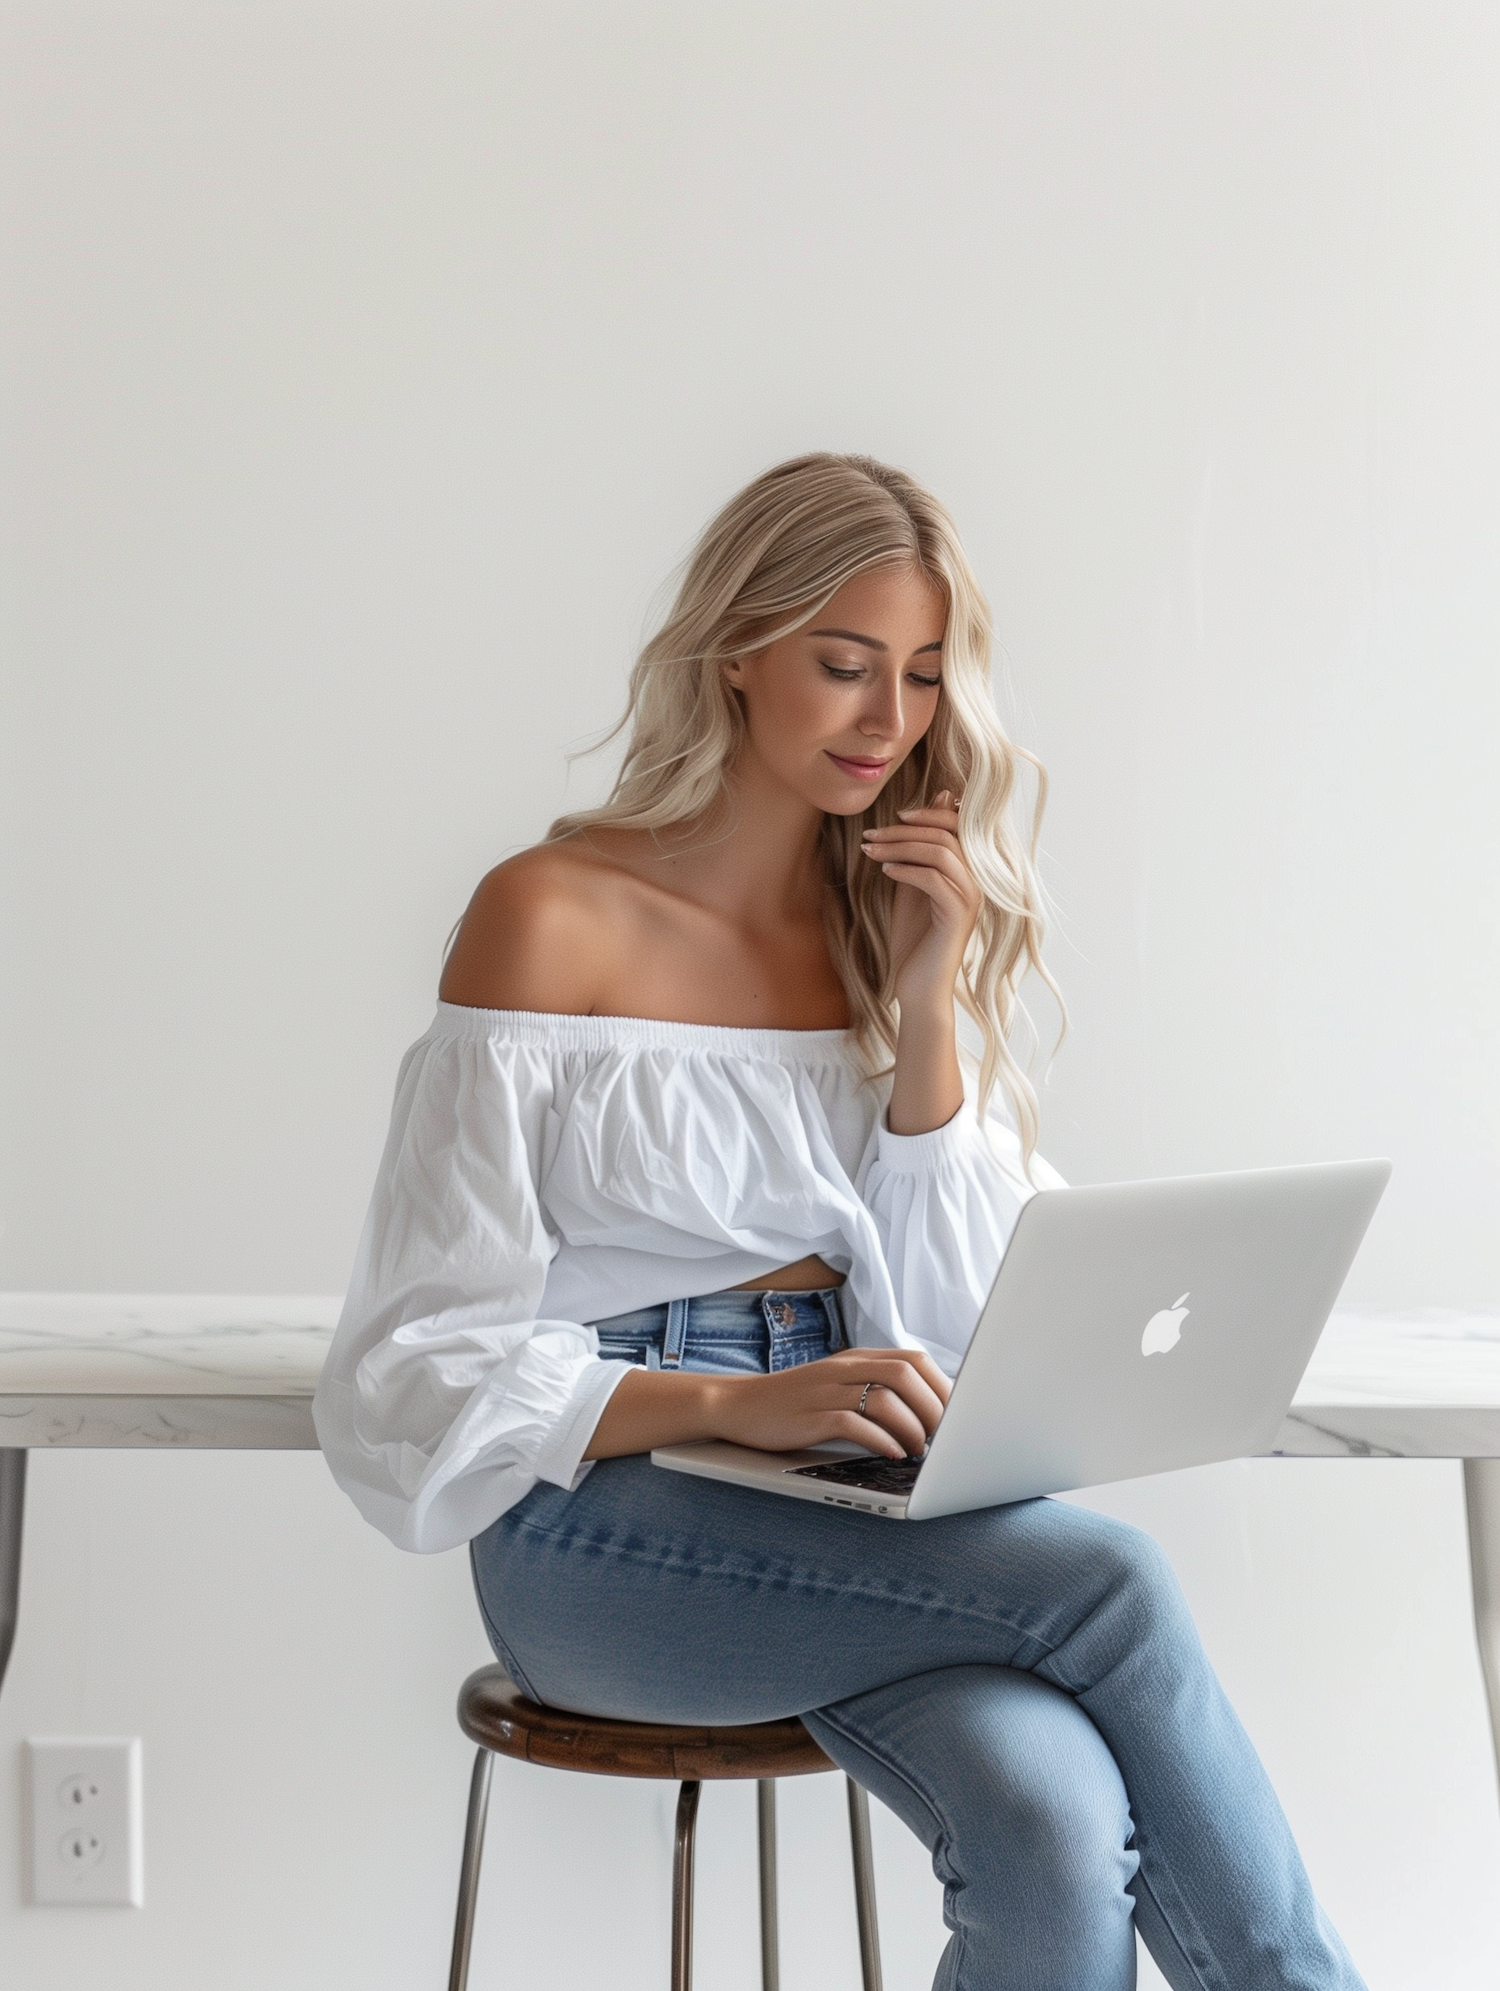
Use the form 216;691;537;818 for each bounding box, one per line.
858;1382;877;1417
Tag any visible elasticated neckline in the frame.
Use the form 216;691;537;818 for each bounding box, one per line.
430;1000;858;1064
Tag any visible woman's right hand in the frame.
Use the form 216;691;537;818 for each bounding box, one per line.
584;1347;951;1462
709;1347;950;1458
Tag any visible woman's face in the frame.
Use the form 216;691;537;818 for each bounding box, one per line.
723;563;948;818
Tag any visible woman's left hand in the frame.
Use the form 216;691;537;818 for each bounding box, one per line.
862;792;981;1016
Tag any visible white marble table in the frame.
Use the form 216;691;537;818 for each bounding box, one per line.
0;1292;340;1450
4;1296;1500;1759
1273;1305;1500;1796
1275;1307;1500;1461
0;1294;341;1692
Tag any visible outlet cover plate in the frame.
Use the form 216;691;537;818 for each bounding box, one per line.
26;1737;143;1906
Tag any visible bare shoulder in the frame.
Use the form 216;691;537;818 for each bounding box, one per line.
438;841;629;1013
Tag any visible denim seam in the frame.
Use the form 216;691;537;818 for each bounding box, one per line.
468;1544;549;1705
808;1703;971;1988
504;1515;1066;1654
1068;1685;1225;1991
1125;1852;1220;1991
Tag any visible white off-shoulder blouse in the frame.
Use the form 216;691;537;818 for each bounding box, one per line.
313;1002;1062;1553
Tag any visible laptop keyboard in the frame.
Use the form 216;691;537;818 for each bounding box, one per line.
789;1456;924;1496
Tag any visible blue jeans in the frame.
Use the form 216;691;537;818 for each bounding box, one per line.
470;1289;1364;1991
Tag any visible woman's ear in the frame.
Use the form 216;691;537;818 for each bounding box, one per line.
720;653;754;693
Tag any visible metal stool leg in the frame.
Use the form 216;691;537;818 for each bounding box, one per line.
1464;1458;1500;1803
757;1780;779;1991
671;1779;702;1991
846;1776;884;1991
0;1449;26;1704
448;1748;494;1991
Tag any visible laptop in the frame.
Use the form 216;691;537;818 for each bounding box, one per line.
651;1158;1391;1520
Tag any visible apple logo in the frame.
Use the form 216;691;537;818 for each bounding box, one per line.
1141;1292;1191;1357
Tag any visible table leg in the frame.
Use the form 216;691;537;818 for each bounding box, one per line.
1462;1458;1500;1797
0;1448;25;1699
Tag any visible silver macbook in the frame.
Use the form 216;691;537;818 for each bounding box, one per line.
652;1158;1391;1520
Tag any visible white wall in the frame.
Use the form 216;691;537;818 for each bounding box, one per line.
1;4;1496;1987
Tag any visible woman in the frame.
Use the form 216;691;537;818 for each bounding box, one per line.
314;453;1363;1990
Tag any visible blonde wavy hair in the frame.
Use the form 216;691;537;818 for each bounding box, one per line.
550;452;1062;1158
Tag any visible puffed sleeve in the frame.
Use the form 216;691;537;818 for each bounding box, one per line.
312;1023;633;1553
857;1091;1066;1374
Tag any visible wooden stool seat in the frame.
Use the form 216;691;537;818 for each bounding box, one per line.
457;1664;835;1781
447;1663;882;1991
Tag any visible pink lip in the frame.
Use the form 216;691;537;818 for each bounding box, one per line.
825;751;891;782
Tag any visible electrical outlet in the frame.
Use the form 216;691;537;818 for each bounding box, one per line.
25;1738;143;1906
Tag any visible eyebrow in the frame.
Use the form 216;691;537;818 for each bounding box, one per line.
809;627;944;656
